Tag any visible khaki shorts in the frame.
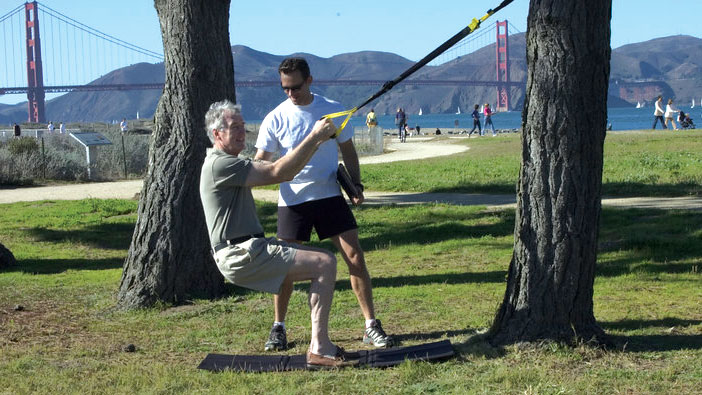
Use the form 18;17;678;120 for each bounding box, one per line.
214;237;297;294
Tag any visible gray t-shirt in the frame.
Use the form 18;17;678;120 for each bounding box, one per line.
200;148;264;249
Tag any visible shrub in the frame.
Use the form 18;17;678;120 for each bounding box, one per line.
7;137;39;156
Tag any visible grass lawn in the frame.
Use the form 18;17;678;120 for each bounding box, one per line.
1;193;700;393
362;130;702;197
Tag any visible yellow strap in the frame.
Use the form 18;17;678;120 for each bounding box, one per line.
322;107;357;137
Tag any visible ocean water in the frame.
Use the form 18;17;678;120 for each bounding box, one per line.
345;106;701;132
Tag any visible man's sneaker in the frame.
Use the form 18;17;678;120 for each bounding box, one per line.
264;325;287;351
363;319;393;347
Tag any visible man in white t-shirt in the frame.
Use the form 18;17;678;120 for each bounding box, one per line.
255;57;393;351
47;121;54;132
120;118;128;132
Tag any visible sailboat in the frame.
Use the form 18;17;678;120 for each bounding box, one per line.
456;107;461;114
691;99;695;109
418;108;423;116
636;101;642;108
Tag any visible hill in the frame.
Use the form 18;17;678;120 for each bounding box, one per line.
2;34;701;123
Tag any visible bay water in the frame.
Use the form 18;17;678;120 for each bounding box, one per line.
345;106;700;132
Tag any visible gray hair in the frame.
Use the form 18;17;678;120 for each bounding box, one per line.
204;100;242;144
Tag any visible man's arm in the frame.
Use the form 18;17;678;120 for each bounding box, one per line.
245;119;336;187
339;139;365;205
254;149;274;162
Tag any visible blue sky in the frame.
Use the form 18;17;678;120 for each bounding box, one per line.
2;0;702;105
29;0;702;58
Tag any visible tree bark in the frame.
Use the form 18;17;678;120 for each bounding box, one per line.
117;0;235;308
0;242;17;269
489;0;612;345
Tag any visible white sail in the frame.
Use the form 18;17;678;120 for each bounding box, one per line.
636;101;642;108
456;107;461;114
418;108;423;116
692;99;695;109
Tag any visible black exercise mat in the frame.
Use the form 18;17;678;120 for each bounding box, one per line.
198;340;454;372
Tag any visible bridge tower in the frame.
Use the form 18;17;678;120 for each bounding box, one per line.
25;1;46;123
495;20;510;112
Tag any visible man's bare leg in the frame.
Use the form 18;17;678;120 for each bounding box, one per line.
330;229;375;320
282;246;337;355
271;238;303;327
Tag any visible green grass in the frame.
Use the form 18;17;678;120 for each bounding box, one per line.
362;130;702;196
1;195;701;393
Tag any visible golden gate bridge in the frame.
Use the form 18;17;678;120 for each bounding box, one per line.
1;1;526;123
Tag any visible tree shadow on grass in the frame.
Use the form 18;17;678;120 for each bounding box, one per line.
331;271;507;292
608;333;702;352
600;317;702;331
597;258;700;277
602;181;701;198
597;207;702;277
4;257;123;274
26;222;135;250
394;328;478;343
426;181;701;198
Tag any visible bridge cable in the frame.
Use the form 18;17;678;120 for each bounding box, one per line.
0;5;23;24
37;2;163;60
326;0;515;137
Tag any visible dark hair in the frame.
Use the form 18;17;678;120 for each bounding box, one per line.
278;57;310;80
474;104;479;109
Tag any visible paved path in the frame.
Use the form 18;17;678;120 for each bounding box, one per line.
1;138;701;210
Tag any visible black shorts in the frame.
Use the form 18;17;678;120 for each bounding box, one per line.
277;195;358;241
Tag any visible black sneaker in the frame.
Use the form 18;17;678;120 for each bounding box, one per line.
363;319;393;348
264;325;287;351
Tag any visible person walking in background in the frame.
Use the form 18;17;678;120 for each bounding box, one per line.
13;123;21;138
47;121;54;133
469;104;482;136
652;95;666;129
120;118;128;132
401;123;410;142
483;103;496;136
395;107;406;139
366;109;377;131
255;57;393;352
664;98;679;130
59;122;66;134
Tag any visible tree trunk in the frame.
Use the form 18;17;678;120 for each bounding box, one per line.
489;0;612;345
0;242;17;269
118;0;235;308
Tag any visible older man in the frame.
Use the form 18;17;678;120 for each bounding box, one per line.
199;100;357;369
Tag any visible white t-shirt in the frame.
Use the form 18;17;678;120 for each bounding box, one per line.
256;94;353;206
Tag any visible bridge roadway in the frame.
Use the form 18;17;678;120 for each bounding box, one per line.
0;80;526;95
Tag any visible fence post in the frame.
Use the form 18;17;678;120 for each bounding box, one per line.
121;134;127;179
41;137;46;179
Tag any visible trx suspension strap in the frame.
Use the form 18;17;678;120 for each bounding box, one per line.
326;0;515;137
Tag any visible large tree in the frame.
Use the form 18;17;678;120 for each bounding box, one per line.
118;0;234;308
489;0;612;344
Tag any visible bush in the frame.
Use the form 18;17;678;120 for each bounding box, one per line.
7;137;39;156
0;126;153;184
0;149;40;185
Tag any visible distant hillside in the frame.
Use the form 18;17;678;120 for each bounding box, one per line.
2;34;701;124
610;35;702;106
